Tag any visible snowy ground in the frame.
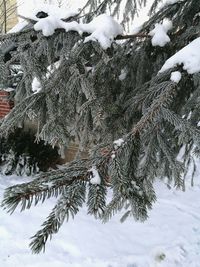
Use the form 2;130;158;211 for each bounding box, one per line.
0;169;200;267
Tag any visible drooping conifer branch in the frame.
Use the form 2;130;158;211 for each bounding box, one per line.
1;0;200;254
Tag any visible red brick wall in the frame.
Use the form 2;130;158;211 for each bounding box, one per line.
0;91;14;118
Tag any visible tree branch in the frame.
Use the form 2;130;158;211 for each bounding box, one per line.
115;33;150;40
11;15;150;42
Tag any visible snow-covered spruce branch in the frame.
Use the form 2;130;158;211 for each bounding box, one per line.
1;73;197;214
29;180;86;253
1;160;90;214
7;14;151;42
0;93;45;137
2;75;200;253
1;78;188;253
0;0;185;48
132;82;177;135
2;137;153;253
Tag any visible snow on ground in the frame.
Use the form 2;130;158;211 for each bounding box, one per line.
1;167;200;267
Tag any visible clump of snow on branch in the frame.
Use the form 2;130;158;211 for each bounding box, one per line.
19;3;78;22
163;0;179;6
119;68;127;81
160;37;200;74
33;5;79;36
32;77;42;94
89;166;101;185
113;138;124;149
34;18;80;37
8;21;29;33
111;152;116;159
170;71;182;83
111;138;125;159
149;19;172;47
35;13;123;48
130;25;143;35
19;3;123;49
18;3;79;36
81;14;123;50
159;0;179;10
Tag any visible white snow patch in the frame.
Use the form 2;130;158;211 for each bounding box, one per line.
81;14;123;50
113;138;124;149
8;21;29;33
3;88;15;92
18;3;79;37
150;18;172;47
18;3;78;22
1;168;200;266
170;71;182;83
130;25;143;35
176;145;186;162
111;152;116;159
158;0;179;11
85;66;93;73
119;68;127;81
160;37;200;74
32;60;61;93
19;3;123;49
187;111;192;120
89;166;101;185
166;0;179;4
163;0;179;7
0;226;11;239
34;18;79;37
43;181;54;187
32;77;42;94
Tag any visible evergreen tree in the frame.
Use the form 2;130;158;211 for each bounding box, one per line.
1;0;200;253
